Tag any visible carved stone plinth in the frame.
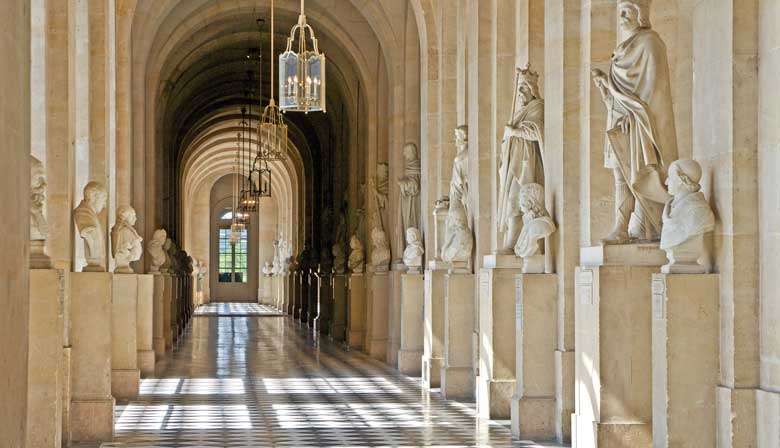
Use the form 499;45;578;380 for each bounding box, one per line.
316;273;333;335
152;274;166;357
652;273;719;447
163;275;173;350
510;273;557;440
27;269;63;448
398;273;424;375
365;272;389;361
441;273;474;400
423;268;447;389
136;274;155;377
478;265;519;419
347;273;365;349
330;275;347;342
572;244;662;448
387;271;403;366
70;272;114;442
112;274;140;401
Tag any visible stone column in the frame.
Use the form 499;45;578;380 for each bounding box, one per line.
572;244;667;448
423;267;447;388
331;274;348;342
441;272;475;400
0;3;31;446
70;272;114;442
347;273;366;349
398;273;424;374
136;274;155;376
111;274;139;400
388;270;403;366
27;269;64;448
651;274;719;447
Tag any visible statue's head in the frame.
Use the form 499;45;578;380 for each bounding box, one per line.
617;0;651;32
517;63;541;104
350;235;362;250
153;228;167;244
117;205;137;226
666;159;702;196
371;228;387;246
377;163;389;181
164;238;172;250
83;181;107;213
454;126;468;152
406;227;422;245
403;143;418;162
518;183;546;217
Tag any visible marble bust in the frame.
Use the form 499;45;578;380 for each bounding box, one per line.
659;159;715;273
498;63;545;253
332;242;346;275
73;181;107;272
147;229;167;273
402;227;424;274
591;0;678;242
262;261;274;276
30;155;51;268
111;205;143;274
348;235;365;274
441;203;473;270
370;228;391;272
514;183;556;273
161;238;173;274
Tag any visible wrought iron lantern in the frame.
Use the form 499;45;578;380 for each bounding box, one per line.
250;158;272;198
279;0;326;113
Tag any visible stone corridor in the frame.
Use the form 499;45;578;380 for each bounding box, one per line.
84;303;561;447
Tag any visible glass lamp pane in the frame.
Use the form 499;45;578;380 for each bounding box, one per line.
279;51;298;110
304;52;325;112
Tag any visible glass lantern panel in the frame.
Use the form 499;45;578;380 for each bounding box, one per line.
304;52;325;112
279;51;299;110
260;169;272;197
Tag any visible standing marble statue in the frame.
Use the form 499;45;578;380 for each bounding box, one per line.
148;229;167;273
449;126;469;214
73;181;108;272
371;163;389;232
370;228;391;272
591;0;678;242
272;240;281;275
660;160;715;273
402;228;425;274
498;63;545;253
348;235;365;274
111;205;143;274
514;183;556;273
30;156;51;268
397;143;421;259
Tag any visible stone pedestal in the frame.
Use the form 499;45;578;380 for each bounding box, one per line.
388;270;403;366
651;273;719;448
398;273;424;375
572;243;665;448
758;389;780;447
423;268;447;388
510;274;557;440
331;274;347;342
27;269;63;448
478;259;521;419
287;273;296;315
317;273;333;335
347;273;366;349
112;274;140;401
70;272;115;442
163;275;173;350
441;272;475;400
152;274;166;357
366;272;389;361
136;274;155;377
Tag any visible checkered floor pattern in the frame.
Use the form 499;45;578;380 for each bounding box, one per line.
193;302;285;316
86;303;566;447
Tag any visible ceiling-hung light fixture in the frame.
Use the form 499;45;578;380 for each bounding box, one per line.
250;158;273;198
279;0;326;113
239;101;258;212
230;133;245;244
258;0;288;161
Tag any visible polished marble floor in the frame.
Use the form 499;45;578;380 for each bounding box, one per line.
95;303;566;447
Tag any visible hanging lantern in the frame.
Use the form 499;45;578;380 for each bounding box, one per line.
279;0;326;113
258;0;289;161
250;158;273;198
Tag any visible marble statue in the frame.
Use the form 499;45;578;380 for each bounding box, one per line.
514;183;556;273
498;63;545;253
280;240;292;274
371;163;389;232
166;239;179;274
397;143;421;258
659;159;715;273
402;228;425;274
332;242;346;275
263;261;274;276
194;259;207;292
450;126;469;214
111;205;143;274
73;181;107;272
148;229;167;273
591;0;678;242
161;238;173;273
370;228;391;272
441;204;473;267
348;235;365;274
30;155;51;268
272;240;281;275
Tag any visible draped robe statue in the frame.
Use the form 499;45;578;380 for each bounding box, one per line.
497;64;545;253
591;0;678;242
442;125;473;267
396;144;421;260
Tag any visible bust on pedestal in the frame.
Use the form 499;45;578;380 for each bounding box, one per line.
513;183;555;273
111;205;143;274
402;228;424;274
73;181;108;272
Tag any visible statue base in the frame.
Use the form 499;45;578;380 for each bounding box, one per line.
29;240;52;269
422;268;447;389
441;272;475;400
